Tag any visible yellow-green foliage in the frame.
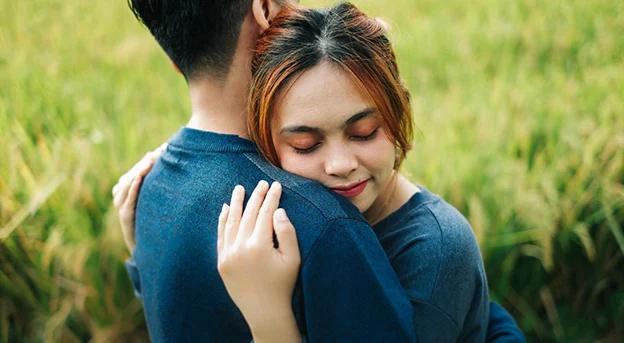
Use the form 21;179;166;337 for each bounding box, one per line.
1;0;622;342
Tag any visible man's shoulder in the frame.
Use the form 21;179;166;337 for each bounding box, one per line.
139;147;367;256
242;153;363;221
142;146;361;216
242;153;371;258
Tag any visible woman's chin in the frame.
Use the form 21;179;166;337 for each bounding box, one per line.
352;199;372;215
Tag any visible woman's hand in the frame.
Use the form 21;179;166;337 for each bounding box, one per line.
112;143;167;253
218;181;302;343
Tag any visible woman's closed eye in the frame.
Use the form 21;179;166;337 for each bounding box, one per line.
290;141;321;155
292;143;320;154
350;126;380;141
289;126;380;154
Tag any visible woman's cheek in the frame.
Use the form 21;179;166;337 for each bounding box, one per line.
361;140;395;171
277;150;321;182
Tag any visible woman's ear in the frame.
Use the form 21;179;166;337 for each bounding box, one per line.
252;0;288;32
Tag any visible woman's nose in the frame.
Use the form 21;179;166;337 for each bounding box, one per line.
324;145;358;178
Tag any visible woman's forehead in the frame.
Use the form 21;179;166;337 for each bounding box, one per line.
275;63;374;128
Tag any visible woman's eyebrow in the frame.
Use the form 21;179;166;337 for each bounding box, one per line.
280;108;377;135
280;125;321;135
344;108;377;126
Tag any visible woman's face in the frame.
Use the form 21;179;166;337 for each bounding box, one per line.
271;62;396;217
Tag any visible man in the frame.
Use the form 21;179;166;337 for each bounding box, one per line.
115;0;526;341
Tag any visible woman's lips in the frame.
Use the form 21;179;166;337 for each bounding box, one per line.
330;180;368;199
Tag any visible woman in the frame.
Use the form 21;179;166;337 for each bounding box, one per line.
114;3;523;342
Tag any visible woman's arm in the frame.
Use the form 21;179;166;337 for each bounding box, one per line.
218;181;302;343
112;143;166;253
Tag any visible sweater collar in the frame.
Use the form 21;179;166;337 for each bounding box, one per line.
168;127;258;153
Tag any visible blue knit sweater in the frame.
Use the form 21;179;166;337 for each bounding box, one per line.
128;127;414;342
372;187;489;342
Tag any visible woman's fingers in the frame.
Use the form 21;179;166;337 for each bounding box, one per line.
113;176;135;209
112;182;121;197
236;181;270;244
154;142;168;156
119;176;141;225
113;174;134;204
224;185;245;248
273;209;300;259
112;173;134;200
253;182;282;243
121;176;142;214
132;150;159;181
113;171;133;197
135;144;165;174
217;203;229;256
117;176;143;252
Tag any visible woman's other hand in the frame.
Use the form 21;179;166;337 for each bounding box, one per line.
112;143;167;253
217;181;302;343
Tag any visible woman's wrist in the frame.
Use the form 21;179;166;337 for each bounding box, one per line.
248;306;301;343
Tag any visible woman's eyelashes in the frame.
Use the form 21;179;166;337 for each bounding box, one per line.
292;142;321;155
350;126;380;141
289;126;380;155
287;135;321;155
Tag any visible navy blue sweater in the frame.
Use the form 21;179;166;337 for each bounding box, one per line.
372;188;489;342
371;189;524;342
487;302;526;342
129;128;415;342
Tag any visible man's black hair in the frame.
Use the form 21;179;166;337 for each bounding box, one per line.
127;0;254;81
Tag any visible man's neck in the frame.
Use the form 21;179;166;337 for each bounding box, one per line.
185;11;262;140
186;50;253;139
186;81;249;139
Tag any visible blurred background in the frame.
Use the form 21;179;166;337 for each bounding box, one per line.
1;0;622;341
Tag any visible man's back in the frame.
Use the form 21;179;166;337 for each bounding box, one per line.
129;128;415;342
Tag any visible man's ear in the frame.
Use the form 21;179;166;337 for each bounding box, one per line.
252;0;287;32
170;59;182;74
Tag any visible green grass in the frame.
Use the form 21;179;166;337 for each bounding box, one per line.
1;0;623;341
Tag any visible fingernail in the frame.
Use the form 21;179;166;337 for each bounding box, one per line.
234;185;243;194
221;203;228;212
257;180;268;189
275;208;288;221
271;181;281;190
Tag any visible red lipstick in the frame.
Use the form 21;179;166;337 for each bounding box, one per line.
330;180;368;199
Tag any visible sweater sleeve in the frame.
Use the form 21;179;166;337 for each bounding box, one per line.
487;301;526;343
125;258;142;300
412;301;461;342
300;218;416;342
385;204;489;342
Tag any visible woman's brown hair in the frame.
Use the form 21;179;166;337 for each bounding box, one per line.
248;2;413;168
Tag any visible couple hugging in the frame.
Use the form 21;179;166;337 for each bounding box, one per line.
112;0;525;342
